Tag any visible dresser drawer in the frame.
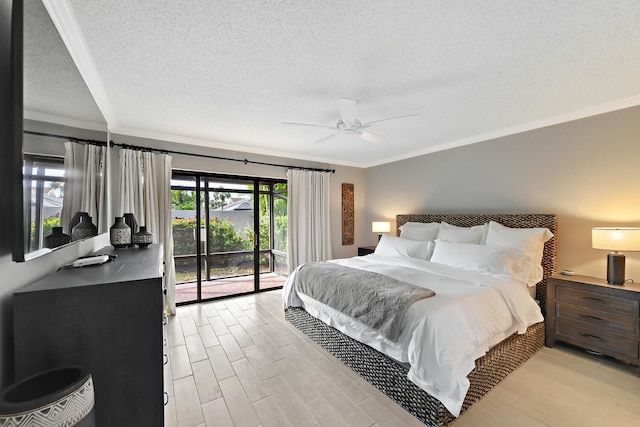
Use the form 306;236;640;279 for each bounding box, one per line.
556;319;639;358
556;302;639;337
556;286;639;316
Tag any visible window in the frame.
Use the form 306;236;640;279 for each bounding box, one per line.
171;172;288;304
23;154;65;252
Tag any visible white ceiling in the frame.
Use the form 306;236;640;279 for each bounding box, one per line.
24;0;105;129
29;0;640;167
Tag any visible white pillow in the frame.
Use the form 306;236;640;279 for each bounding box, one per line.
374;235;431;260
399;222;440;241
484;221;553;287
436;222;487;244
430;241;529;282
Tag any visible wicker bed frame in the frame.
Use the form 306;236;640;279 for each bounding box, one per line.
285;213;558;426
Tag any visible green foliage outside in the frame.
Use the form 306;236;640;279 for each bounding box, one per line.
245;183;287;252
30;216;61;250
171;184;287;283
171;190;196;210
171;189;232;210
172;213;287;282
172;215;287;256
172;217;250;256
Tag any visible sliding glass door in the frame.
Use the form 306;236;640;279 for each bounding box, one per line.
171;172;287;304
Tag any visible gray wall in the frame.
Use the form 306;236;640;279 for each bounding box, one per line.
365;105;640;280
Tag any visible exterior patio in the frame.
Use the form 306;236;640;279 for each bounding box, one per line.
175;272;287;304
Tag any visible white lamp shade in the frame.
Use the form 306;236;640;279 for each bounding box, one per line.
592;227;640;251
372;221;391;233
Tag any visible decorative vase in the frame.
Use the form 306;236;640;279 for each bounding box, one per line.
69;211;88;234
72;215;98;242
110;217;131;249
44;227;71;249
133;226;153;248
0;365;95;427
123;213;138;247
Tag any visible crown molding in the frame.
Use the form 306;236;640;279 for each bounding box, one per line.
24;110;107;132
365;94;640;168
110;125;361;169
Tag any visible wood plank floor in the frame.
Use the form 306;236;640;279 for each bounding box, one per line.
164;289;640;427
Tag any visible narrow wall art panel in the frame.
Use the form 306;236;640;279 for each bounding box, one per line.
342;183;354;245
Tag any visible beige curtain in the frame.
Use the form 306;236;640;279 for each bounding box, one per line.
286;169;332;273
61;141;107;233
118;149;177;314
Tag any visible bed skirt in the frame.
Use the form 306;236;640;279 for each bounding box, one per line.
285;307;545;426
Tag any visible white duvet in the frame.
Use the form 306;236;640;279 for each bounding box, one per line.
282;254;544;417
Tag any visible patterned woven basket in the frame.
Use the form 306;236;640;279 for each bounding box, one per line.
0;366;95;427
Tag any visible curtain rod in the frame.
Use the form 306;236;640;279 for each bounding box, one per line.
23;130;107;147
109;141;336;174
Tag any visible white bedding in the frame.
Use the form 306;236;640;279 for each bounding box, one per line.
282;254;544;417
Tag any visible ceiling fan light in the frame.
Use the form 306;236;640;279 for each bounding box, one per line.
337;120;346;131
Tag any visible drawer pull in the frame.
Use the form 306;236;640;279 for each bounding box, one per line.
164;392;169;406
580;332;604;342
164;353;168;365
580;314;605;322
582;296;605;304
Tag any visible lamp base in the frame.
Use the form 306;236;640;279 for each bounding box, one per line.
377;234;382;242
607;253;625;285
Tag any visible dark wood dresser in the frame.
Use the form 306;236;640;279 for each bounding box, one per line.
546;274;640;366
13;245;165;426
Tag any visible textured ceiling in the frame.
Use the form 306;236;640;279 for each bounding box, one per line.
24;0;105;129
34;0;640;167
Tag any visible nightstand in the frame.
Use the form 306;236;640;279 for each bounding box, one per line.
546;274;640;366
357;246;377;256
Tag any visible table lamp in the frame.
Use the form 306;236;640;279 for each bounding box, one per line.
592;227;640;285
372;221;391;242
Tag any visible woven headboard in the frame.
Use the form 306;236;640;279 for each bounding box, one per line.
396;213;558;315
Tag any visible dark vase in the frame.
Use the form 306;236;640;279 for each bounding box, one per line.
110;217;131;249
69;211;88;234
72;215;98;242
133;226;153;248
44;227;71;249
123;213;138;247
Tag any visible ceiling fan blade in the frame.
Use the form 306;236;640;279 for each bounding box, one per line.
282;121;335;130
359;130;384;143
313;131;342;144
339;98;357;124
363;114;419;126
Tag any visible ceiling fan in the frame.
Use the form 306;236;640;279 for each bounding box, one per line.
282;98;418;144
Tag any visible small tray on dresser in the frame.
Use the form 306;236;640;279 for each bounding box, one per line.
546;274;640;366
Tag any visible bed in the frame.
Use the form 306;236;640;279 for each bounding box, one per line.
284;213;557;426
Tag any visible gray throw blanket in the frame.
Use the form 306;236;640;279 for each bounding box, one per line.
295;262;435;342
